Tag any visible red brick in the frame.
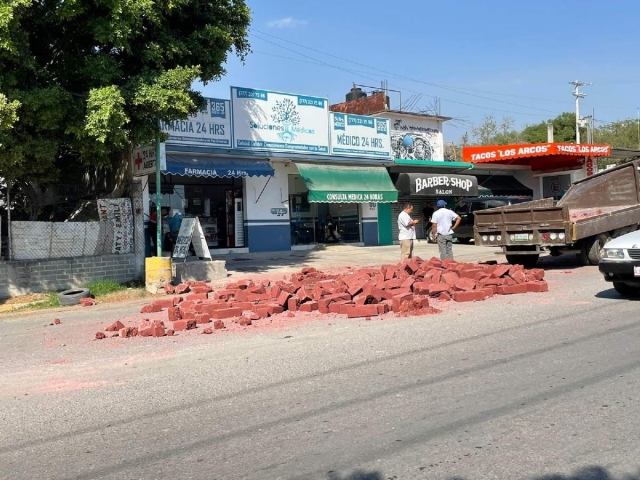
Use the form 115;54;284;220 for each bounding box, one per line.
248;285;266;294
453;291;486;303
276;291;292;307
526;281;549;293
172;320;188;331
439;292;452;302
244;312;260;321
175;283;191;294
153;298;173;310
267;304;284;315
213;320;225;330
119;327;128;338
454;278;477;292
287;298;298;311
377;303;390;314
405;257;421;274
496;284;529;295
343;304;380;318
324;293;351;302
254;308;270;319
348;277;369;296
140;303;162;313
413;296;430;309
299;301;319;312
238;318;252;327
211;308;242;319
386;287;412;297
237;279;253;290
509;270;527;284
460;269;483;280
413;282;433;295
95;331;106;340
479;277;504;286
392;293;414;312
296;287;313;303
167;307;181;322
327;301;346;314
441;271;460;287
106;320;125;332
164;284;175;295
180;310;196;320
166;329;175;337
503;277;517;286
479;286;496;298
213;290;235;301
186;319;196;330
227;301;251;310
401;277;415;290
195;313;211;324
424;269;443;284
185;293;208;302
382;278;403;290
301;267;317;274
318;299;331;314
201;303;230;315
474;271;491;282
491;265;510;278
173;296;184;306
530;269;545;281
428;283;451;296
202;328;213;334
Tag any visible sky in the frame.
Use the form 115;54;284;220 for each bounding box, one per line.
198;0;640;144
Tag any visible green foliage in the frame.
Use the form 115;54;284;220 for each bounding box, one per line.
470;115;523;145
520;112;581;144
85;279;127;297
0;0;251;183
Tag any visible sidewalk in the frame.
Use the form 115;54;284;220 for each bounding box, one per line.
219;242;503;280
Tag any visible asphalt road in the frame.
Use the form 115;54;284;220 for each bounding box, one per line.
1;257;640;480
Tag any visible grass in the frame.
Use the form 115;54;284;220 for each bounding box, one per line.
85;279;128;298
14;292;60;311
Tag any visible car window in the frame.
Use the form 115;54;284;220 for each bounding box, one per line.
454;202;469;214
486;200;508;209
470;201;487;212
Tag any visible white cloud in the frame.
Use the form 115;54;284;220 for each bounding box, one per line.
267;17;308;29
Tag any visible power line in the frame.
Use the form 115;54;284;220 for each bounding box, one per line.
251;29;566;113
250;33;554;119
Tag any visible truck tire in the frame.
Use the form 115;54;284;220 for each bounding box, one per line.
613;282;640;297
581;234;610;266
505;254;539;269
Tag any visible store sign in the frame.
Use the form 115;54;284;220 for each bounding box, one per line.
329;113;391;159
160;98;231;146
131;144;166;176
395;173;479;197
97;198;134;254
584;157;596;177
463;143;611;162
270;207;288;217
323;192;388;202
230;86;330;154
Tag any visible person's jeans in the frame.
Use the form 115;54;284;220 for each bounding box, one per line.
400;239;414;260
437;234;454;260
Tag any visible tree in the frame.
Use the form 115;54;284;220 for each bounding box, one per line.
521;112;582;144
470;115;523;145
0;0;251;184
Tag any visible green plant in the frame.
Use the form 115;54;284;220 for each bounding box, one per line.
85;279;126;298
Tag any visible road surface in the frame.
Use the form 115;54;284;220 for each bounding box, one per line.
1;257;639;480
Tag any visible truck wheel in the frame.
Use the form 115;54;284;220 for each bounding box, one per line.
506;254;539;269
613;282;640;297
582;234;610;266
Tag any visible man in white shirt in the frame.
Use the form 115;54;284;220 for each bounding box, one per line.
398;202;419;260
431;199;461;260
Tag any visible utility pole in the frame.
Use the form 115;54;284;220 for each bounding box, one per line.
637;108;639;149
570;80;590;144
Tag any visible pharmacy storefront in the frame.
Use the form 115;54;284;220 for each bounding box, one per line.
137;87;399;255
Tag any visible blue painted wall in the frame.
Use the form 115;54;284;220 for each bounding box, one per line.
246;222;291;252
362;221;379;246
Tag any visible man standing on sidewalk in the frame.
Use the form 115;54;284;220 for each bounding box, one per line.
431;199;461;260
398;202;419;260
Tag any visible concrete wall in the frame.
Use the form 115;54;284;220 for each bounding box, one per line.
0;254;138;299
244;162;294;252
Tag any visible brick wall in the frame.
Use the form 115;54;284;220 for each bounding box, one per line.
0;254;138;298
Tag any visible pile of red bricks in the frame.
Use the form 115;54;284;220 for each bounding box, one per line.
94;257;548;340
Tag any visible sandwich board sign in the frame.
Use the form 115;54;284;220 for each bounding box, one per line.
172;217;212;260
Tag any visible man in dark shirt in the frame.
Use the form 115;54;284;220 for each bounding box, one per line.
422;203;435;242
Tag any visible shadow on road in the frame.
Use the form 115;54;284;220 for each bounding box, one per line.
329;465;639;480
595;287;640;301
536;253;586;271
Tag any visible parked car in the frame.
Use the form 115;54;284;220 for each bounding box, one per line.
453;196;532;244
598;229;640;296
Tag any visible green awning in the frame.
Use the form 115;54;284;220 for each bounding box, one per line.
295;163;398;203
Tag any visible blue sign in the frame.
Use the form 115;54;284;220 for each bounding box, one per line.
330;113;392;159
231;86;330;154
